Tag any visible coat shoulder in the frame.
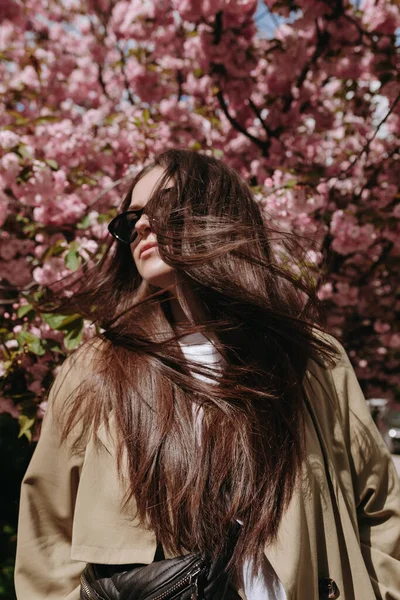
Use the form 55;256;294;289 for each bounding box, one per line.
305;330;346;411
304;329;368;441
50;337;106;401
45;336;108;441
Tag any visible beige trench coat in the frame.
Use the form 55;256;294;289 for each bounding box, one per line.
15;336;400;600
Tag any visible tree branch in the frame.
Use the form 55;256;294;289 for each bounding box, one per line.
343;13;394;44
355;145;399;201
213;11;223;45
216;90;270;156
177;69;184;102
356;240;394;286
117;44;135;105
281;19;331;113
338;90;400;179
248;98;271;139
97;64;111;99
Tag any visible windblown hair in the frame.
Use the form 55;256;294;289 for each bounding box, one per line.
44;149;339;574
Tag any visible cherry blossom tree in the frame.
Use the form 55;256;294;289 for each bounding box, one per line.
1;0;399;441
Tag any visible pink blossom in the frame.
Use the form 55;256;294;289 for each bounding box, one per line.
387;334;400;350
361;0;400;35
224;0;257;15
0;396;20;419
0;0;23;22
0;152;20;184
5;339;18;350
11;65;40;90
317;282;333;301
0;258;32;286
377;347;388;356
374;320;391;334
171;0;210;21
27;380;43;395
27;362;49;380
392;204;400;219
32;257;69;286
33;193;86;226
333;282;359;307
0;191;9;226
0;130;19;149
87;211;108;239
330;210;376;255
0;238;29;260
36;401;48;419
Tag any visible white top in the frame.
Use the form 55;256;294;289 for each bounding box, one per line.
178;332;287;600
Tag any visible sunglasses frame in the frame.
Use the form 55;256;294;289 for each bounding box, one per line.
108;209;145;244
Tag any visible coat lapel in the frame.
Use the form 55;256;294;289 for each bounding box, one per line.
72;410;158;565
263;406;339;600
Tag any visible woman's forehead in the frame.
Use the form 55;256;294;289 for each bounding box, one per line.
129;166;166;210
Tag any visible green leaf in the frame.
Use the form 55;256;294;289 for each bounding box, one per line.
2;359;12;372
34;115;59;125
285;179;297;189
42;313;81;330
63;319;84;350
76;214;90;230
18;415;36;441
45;340;63;353
17;143;33;159
65;249;81;271
17;304;34;318
11;392;36;403
18;166;33;182
17;331;45;356
42;238;66;260
42;313;84;350
104;113;119;125
32;289;45;303
11;114;29;126
45;159;59;170
98;210;116;223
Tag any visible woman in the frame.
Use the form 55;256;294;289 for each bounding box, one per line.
15;150;400;600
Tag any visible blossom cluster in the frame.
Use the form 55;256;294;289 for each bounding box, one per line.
1;0;399;436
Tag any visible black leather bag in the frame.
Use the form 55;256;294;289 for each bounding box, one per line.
80;549;240;600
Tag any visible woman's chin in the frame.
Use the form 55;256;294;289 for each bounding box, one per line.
141;266;176;291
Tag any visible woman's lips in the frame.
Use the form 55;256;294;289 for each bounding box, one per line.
139;243;158;258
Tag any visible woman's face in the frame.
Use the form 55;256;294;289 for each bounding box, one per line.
130;166;176;290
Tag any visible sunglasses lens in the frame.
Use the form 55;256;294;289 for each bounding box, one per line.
109;213;138;244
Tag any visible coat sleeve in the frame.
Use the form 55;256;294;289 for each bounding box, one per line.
14;352;90;600
329;339;400;600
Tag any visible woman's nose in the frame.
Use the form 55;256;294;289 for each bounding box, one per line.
135;214;151;236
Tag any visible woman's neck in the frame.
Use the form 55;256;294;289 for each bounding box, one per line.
167;293;219;346
167;283;204;336
169;297;191;331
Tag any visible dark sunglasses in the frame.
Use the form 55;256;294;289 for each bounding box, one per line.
108;188;176;244
108;209;150;244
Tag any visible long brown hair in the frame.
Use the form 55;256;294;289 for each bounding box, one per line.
44;149;339;573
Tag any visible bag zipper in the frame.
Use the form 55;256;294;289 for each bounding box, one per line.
151;562;203;600
80;571;99;600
